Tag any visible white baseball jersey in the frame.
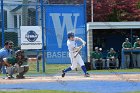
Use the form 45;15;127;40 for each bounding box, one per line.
67;37;85;70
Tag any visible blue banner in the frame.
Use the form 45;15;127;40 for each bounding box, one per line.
46;5;86;64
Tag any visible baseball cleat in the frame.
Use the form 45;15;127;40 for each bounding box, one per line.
84;73;90;77
62;70;66;77
5;75;14;79
16;75;25;79
11;75;15;79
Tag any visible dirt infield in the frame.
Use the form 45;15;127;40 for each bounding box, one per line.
0;73;140;93
0;73;140;84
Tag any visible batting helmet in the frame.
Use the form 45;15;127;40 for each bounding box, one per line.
68;32;74;39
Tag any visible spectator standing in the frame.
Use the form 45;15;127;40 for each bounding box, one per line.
133;38;140;68
122;38;132;68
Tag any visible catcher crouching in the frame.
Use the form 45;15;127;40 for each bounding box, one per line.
3;50;29;79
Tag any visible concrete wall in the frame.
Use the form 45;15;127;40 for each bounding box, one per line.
87;29;93;62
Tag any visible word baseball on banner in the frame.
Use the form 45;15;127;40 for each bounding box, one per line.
20;26;42;49
46;5;86;64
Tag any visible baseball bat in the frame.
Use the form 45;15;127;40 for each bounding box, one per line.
74;45;83;58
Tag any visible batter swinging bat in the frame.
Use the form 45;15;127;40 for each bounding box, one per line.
74;45;83;58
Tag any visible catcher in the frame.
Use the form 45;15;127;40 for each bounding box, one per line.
3;50;29;79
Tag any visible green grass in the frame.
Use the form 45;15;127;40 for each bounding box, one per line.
28;63;70;74
25;62;140;75
124;91;140;93
45;64;70;74
27;62;140;76
0;90;91;93
1;63;140;76
89;68;140;73
0;64;70;77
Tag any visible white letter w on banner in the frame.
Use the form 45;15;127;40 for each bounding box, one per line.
50;13;79;48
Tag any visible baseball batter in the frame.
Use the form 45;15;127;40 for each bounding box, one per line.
62;32;90;77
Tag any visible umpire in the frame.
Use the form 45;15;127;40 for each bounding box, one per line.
0;41;14;73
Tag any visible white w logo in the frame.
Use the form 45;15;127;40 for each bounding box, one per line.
50;13;80;48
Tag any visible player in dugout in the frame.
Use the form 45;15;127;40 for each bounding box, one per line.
91;47;105;70
133;38;140;68
122;38;132;68
106;48;119;69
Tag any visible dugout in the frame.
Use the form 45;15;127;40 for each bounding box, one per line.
87;22;140;63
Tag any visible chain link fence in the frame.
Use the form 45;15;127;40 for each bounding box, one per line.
0;0;88;74
0;0;46;73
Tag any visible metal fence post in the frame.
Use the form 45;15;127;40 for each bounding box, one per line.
40;0;45;73
1;0;4;47
91;0;93;22
84;0;88;62
36;2;39;26
130;29;133;46
36;50;40;72
1;0;7;74
36;0;40;72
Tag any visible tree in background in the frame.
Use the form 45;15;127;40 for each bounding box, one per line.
92;0;140;21
111;0;140;21
92;0;114;21
45;0;140;22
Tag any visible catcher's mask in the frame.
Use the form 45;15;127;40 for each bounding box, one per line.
15;50;24;57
